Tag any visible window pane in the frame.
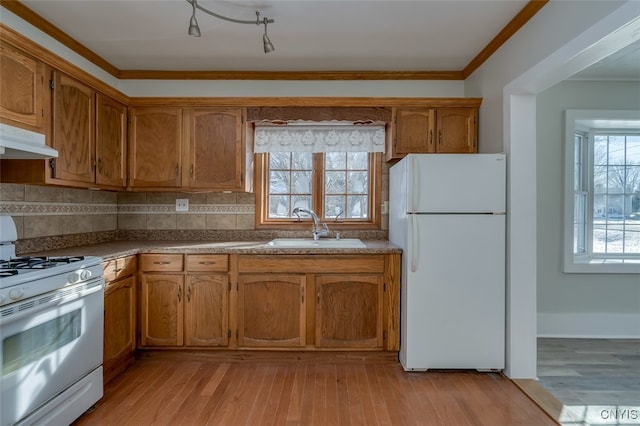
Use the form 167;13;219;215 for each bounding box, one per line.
625;221;640;254
607;194;624;219
347;195;368;219
608;135;625;164
593;166;608;193
292;152;313;169
291;171;311;194
325;195;345;218
593;136;608;166
270;153;290;170
325;171;346;194
607;166;625;193
347;171;368;194
292;196;311;213
269;171;290;194
605;230;624;253
347;152;368;170
625;165;640;192
269;195;290;218
628;137;640;163
326;152;346;170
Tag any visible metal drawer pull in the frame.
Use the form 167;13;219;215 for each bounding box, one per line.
153;261;170;265
198;261;217;265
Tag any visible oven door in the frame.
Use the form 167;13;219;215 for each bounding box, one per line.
0;279;104;426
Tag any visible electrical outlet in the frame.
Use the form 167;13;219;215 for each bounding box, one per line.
381;201;389;214
176;199;189;212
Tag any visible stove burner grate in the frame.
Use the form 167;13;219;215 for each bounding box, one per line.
0;256;86;270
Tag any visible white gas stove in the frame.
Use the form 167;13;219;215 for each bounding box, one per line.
0;214;105;426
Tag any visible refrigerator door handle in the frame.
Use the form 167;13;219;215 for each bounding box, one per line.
411;155;419;213
411;214;419;273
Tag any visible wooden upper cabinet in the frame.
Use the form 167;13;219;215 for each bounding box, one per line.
388;107;478;160
392;108;435;157
129;107;182;188
0;43;46;131
51;71;95;183
436;108;477;153
96;93;127;188
184;108;248;191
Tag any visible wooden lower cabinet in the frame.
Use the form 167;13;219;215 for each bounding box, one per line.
185;274;229;347
315;274;383;348
140;273;184;346
136;252;400;352
139;254;230;348
103;256;137;384
234;254;398;351
237;274;306;347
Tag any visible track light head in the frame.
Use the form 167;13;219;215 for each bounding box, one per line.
188;16;201;37
263;18;275;53
188;0;200;37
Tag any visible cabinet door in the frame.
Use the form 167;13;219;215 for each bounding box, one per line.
51;71;95;183
104;275;136;383
392;108;435;158
96;93;127;188
185;274;229;347
435;108;477;153
237;274;306;347
315;274;383;348
129;107;182;188
140;274;184;346
186;108;244;190
0;43;45;130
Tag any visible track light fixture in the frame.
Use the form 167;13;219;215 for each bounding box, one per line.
186;0;275;53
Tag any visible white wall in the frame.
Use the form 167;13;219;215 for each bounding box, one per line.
465;0;640;378
536;80;640;338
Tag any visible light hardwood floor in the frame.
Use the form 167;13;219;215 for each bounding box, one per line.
73;351;556;426
534;338;640;425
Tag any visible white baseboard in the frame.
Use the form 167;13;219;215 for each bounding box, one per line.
537;312;640;338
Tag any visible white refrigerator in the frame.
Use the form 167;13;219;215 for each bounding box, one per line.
389;153;506;371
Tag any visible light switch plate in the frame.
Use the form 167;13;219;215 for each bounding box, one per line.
176;199;189;212
381;201;389;214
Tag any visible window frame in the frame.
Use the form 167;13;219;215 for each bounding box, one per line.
563;110;640;273
255;152;382;230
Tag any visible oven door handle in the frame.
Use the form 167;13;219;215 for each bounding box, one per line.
0;280;104;325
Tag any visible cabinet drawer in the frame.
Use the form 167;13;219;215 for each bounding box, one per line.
186;255;228;272
238;255;385;274
103;255;137;282
139;254;184;272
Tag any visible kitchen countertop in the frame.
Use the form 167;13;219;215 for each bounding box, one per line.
29;240;401;261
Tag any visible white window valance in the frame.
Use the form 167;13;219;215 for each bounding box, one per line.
253;124;386;153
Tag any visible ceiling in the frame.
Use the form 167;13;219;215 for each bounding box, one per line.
6;0;640;80
17;0;531;73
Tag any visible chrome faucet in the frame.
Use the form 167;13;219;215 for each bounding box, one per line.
292;207;329;240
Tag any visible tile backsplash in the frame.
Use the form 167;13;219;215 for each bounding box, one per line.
1;182;389;251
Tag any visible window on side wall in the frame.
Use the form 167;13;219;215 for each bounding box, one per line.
253;123;384;230
564;110;640;273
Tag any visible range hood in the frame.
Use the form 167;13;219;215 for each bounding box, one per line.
0;123;58;159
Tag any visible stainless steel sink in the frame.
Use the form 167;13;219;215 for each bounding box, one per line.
264;238;366;248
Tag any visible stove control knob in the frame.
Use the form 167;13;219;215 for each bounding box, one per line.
69;272;81;283
81;270;92;280
0;293;5;304
9;288;24;300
